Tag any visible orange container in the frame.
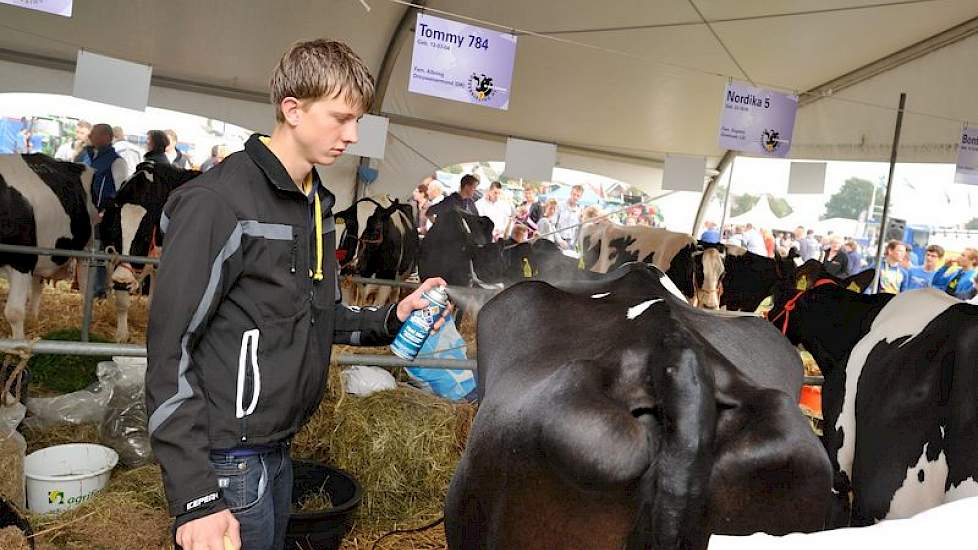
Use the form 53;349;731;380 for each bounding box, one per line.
799;385;822;417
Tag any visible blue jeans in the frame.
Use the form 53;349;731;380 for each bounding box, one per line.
209;445;293;550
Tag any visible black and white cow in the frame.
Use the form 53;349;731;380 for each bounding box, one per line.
101;161;199;341
446;263;832;549
334;194;419;306
768;260;978;527
579;221;701;301
699;243;800;312
0;154;97;339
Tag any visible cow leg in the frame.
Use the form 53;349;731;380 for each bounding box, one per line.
341;279;358;306
4;269;31;340
372;283;394;307
709;388;833;535
114;289;131;343
27;275;44;321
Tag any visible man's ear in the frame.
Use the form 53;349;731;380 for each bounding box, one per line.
279;97;303;126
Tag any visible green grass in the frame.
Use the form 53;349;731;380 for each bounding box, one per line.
23;329;112;394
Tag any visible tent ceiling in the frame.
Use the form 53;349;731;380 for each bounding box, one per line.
1;0;977;171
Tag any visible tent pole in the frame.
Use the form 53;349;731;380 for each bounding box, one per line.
717;157;737;237
870;92;907;294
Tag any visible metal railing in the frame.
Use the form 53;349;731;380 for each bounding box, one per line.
0;243;159;266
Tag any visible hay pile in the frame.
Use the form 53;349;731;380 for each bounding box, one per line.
0;431;25;509
0;281;149;344
22;422;100;454
30;465;171;550
799;350;821;377
342;522;447;549
0;526;31;550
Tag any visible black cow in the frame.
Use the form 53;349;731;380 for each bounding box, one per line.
712;244;799;312
419;208;505;289
769;260;978;527
101;161;199;341
446;263;832;549
334;194;419;305
0;154;97;339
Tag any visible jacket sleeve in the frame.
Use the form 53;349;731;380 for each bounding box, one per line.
334;301;400;346
146;185;242;524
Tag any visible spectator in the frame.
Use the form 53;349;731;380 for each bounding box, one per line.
700;221;721;244
537;198;569;250
163;129;191;168
55;120;92;161
513;202;537;236
521;185;543;225
742;223;767;256
941;248;978;300
906;244;944;290
79;124;127;210
476;181;514;241
112;126;142;175
199;145;228;172
426;178;445;206
798;229;820;262
822;235;849;277
844;240;865;276
762;229;776;257
556;184;584;247
510;224;529;243
15;117;31;153
409;182;428;233
878;240;910;294
427;174;479;221
144;130;170;164
726;225;745;248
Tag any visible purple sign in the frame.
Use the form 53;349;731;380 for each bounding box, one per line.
718;81;797;158
954;127;978;185
408;13;518;110
0;0;73;16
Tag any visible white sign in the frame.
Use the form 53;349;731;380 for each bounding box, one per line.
72;50;152;112
0;0;72;16
662;155;707;192
408;13;518;110
954;127;978;185
788;162;827;194
344;114;389;159
504;138;556;181
718;81;797;158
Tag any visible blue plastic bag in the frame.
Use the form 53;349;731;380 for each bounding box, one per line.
404;313;476;401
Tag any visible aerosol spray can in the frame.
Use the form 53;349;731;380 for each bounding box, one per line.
390;285;449;360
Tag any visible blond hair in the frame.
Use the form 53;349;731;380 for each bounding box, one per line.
270;39;375;123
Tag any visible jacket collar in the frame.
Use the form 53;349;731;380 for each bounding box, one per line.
244;134;336;210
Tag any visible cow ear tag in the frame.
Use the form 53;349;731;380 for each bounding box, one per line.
846;282;861;292
335;218;345;224
522;257;533;279
795;277;809;291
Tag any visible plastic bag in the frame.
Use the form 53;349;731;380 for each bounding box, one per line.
404;313;476;401
341;365;397;396
98;357;153;468
23;376;112;430
0;395;27;509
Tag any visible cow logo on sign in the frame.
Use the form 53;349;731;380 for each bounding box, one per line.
761;129;781;152
469;73;495;101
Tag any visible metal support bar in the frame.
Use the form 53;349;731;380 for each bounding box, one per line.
803;376;824;386
346;276;498;296
0;243;159;266
335;354;476;370
871;92;907;294
80;237;99;342
0;339;146;357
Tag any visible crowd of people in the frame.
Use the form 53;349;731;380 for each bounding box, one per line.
408;174;590;251
700;221;978;301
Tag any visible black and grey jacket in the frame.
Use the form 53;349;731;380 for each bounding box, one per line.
146;134;400;524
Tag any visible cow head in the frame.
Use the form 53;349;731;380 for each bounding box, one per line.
103;161;199;290
334;194;398;274
419;207;504;289
692;246;725;309
719;246;799;312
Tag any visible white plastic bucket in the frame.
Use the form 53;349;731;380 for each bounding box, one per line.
24;443;119;513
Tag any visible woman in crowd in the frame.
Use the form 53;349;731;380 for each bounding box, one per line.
144;130;171;164
822;234;849;277
537;199;569;250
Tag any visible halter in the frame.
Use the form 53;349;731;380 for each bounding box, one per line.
769;278;837;335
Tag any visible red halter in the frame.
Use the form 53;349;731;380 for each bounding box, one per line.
770;278;837;335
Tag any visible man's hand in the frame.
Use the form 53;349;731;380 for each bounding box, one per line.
175;509;240;550
397;277;452;331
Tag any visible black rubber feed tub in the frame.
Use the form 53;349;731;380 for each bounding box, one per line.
0;497;35;549
286;460;363;550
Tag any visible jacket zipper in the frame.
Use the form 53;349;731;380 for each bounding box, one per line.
289;233;297;274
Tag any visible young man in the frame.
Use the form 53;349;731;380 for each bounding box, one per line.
55;119;92;161
938;248;978;299
521;185;542;225
427;173;479;221
906;244;944;290
700;221;721;244
146;39;447;550
555;184;584;247
877;240;909;294
476;181;514;241
163;129;192;169
112;126;143;174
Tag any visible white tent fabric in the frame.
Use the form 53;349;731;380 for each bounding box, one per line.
1;0;977;212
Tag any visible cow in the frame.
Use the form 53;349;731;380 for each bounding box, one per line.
0;154;97;339
334;194;419;306
698;243;800;312
579;220;699;299
100;161;199;341
446;263;832;549
768;260;978;527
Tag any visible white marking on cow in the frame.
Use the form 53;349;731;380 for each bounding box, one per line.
885;443;949;519
626;299;662;320
941;426;945;438
694;247;725;309
591;292;610;299
590;224;695;274
836;289;959;482
658;273;689;303
944;477;978;503
0;154;76;277
119;204;147;255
